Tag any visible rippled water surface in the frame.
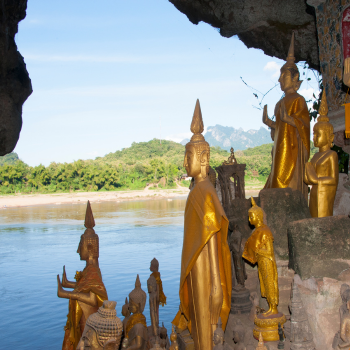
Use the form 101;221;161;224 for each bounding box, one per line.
0;198;187;350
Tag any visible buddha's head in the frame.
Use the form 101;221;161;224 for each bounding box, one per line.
170;325;177;343
213;317;224;345
77;201;99;261
248;197;265;227
279;32;302;93
128;274;146;313
313;91;334;150
183;100;210;180
121;297;130;318
150;257;159;272
232;322;245;344
147;275;157;294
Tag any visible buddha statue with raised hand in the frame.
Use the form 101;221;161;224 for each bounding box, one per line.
242;198;285;341
124;275;148;350
262;32;310;200
304;90;339;217
57;201;108;350
149;257;167;312
172;99;232;350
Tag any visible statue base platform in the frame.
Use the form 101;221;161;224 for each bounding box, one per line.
176;329;194;350
253;312;286;342
231;286;252;314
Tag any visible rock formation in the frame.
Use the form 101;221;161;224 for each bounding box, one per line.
0;0;32;155
168;0;319;69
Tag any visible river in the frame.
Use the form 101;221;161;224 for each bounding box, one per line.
0;198;186;350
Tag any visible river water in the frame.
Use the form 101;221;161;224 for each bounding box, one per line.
0;198;187;350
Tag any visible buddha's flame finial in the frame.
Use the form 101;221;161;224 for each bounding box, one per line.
251;196;257;207
287;31;295;63
319;90;328;116
125;297;128;304
84;200;95;228
135;274;141;288
218;317;222;329
190;99;204;135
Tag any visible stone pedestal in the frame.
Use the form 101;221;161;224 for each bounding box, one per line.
231;287;252;314
254;313;287;342
177;329;194;350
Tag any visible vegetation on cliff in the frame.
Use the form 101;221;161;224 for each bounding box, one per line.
0;139;317;194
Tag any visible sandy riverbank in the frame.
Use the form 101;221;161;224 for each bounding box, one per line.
0;187;262;208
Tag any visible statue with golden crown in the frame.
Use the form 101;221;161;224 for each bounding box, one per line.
304;90;339;217
263;32;310;200
57;201;108;350
172;99;232;350
242;198;285;341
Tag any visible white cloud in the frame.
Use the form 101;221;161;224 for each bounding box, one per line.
299;88;319;107
165;132;192;144
263;61;281;78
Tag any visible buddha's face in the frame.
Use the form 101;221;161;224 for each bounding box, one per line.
213;333;223;345
233;331;240;343
128;299;140;314
81;327;100;350
279;69;295;93
184;145;201;178
150;261;158;272
248;211;259;227
77;238;89;261
313;126;331;149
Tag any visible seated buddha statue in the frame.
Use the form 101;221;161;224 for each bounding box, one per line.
242;198;285;341
262;32;310;200
172;99;232;350
57;201;108;350
304;90;339;218
124;275;148;350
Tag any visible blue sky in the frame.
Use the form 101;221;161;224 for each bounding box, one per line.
15;0;320;166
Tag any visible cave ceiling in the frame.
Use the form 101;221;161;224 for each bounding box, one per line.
168;0;319;70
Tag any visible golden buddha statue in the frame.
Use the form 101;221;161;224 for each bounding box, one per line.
169;326;179;350
242;198;285;341
304;91;339;218
57;201;108;350
124;275;148;350
172;99;232;350
262;32;310;200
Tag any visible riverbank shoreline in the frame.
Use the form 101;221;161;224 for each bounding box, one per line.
0;187;262;208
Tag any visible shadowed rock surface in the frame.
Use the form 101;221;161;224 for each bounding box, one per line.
288;215;350;280
168;0;319;70
0;0;32;155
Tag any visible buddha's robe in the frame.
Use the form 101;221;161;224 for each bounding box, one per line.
125;313;148;350
172;178;232;342
308;150;339;217
151;271;166;306
62;265;108;350
265;92;310;200
242;225;278;308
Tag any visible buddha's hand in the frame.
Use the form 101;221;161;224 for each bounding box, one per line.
305;162;318;184
280;101;296;127
262;105;269;124
62;265;68;285
57;274;64;298
209;284;223;325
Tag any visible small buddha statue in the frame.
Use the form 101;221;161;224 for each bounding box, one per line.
169;326;179;350
242;198;285;341
172;99;232;350
232;321;246;350
122;297;131;335
149;257;167;312
333;285;350;349
256;333;267;350
213;318;225;350
159;322;168;348
223;147;237;165
57;201;108;350
147;275;159;337
76;300;123;350
124;275;148;350
338;301;350;349
262;32;310;200
304;90;339;218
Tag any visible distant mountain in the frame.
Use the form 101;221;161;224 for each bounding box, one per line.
203;125;271;151
0;152;20;166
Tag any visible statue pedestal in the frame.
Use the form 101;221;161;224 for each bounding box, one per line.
176;329;194;350
231;286;252;314
253;313;286;342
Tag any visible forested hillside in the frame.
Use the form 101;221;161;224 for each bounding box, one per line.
0;139;317;194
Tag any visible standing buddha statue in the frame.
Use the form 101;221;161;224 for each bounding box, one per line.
242;198;285;341
149;257;167;309
304;90;339;217
57;201;108;350
172;99;232;350
262;32;310;200
147;275;159;337
124;275;148;350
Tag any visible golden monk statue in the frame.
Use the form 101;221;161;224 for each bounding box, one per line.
242;198;285;341
124;275;148;350
262;32;310;200
172;99;232;350
57;201;108;350
304;91;339;218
